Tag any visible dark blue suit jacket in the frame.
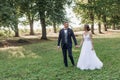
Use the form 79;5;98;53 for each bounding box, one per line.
57;28;77;48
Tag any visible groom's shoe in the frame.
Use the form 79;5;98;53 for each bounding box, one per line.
65;64;68;67
64;63;68;67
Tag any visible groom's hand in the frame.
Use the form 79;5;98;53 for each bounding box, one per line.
57;46;60;49
75;45;79;48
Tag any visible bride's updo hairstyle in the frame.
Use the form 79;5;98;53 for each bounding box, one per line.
84;24;90;31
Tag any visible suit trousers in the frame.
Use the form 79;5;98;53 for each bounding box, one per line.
62;43;75;67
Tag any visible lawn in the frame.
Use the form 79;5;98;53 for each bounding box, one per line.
0;32;120;80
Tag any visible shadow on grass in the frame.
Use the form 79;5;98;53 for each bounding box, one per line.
0;38;55;48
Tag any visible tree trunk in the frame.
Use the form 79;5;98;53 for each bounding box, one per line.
28;14;34;35
103;15;107;31
30;19;34;35
53;22;57;33
90;11;94;34
104;23;107;31
39;11;47;40
112;23;115;30
88;0;94;34
91;24;94;34
14;25;19;37
98;22;102;33
98;15;102;33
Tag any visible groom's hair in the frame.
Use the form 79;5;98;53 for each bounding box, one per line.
63;21;68;24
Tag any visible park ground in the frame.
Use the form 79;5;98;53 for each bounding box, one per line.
0;30;120;80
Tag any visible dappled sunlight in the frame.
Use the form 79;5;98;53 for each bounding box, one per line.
0;46;21;51
73;49;80;53
0;46;41;59
76;30;120;40
93;33;120;39
93;30;120;38
8;49;25;58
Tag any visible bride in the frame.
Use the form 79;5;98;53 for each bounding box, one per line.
77;24;103;70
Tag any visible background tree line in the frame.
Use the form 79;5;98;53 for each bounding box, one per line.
74;0;120;34
0;0;71;39
0;0;120;39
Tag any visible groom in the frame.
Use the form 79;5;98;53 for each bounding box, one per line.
57;22;78;67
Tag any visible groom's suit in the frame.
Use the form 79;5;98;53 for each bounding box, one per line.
58;28;77;67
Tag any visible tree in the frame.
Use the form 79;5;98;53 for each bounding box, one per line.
36;0;71;39
108;0;120;30
19;0;38;35
0;0;13;27
0;0;20;37
9;0;21;37
94;0;103;33
74;0;120;33
74;0;95;34
47;0;68;33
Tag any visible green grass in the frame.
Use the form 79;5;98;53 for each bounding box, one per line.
0;37;120;80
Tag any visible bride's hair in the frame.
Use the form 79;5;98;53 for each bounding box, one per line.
84;24;90;31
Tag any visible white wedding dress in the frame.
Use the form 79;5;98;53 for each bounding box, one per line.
77;33;103;70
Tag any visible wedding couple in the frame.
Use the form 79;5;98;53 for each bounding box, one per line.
57;22;103;70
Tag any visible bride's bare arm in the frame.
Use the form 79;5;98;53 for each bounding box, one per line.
79;34;84;47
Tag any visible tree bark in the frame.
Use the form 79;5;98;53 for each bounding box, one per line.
39;11;47;40
88;0;94;34
28;14;34;35
103;15;107;31
53;22;57;33
14;24;19;37
104;23;107;31
112;23;115;30
30;21;34;35
98;15;102;33
90;11;94;34
91;24;94;34
98;22;102;33
29;19;34;35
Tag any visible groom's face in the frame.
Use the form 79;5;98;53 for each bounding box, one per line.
64;22;69;28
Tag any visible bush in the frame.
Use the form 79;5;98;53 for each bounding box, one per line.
0;28;14;39
0;30;6;36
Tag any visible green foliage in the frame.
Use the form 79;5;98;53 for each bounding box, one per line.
46;0;69;25
35;0;72;39
74;0;120;26
0;29;13;37
0;0;71;37
0;0;16;28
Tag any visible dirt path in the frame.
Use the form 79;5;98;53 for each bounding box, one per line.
0;30;120;48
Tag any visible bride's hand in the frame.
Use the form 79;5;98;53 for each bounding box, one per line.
91;47;94;50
